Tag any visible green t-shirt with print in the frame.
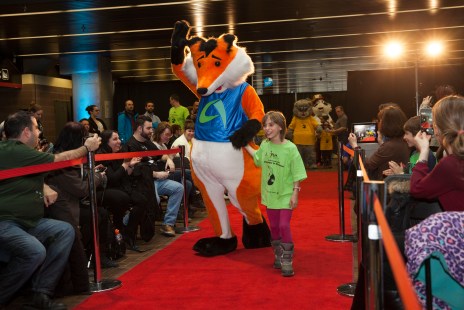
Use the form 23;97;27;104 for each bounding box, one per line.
169;106;190;129
0;140;54;227
253;139;307;209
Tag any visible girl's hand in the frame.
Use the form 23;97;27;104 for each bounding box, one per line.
290;192;298;209
414;131;431;152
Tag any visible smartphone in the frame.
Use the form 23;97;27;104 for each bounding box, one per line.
420;107;434;135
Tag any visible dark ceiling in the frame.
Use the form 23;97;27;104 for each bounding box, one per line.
1;0;464;94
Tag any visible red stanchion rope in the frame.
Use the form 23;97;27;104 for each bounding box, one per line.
0;148;180;181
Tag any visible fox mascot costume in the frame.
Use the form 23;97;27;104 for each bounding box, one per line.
170;20;271;256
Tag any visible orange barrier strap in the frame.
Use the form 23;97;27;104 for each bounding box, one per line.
343;144;354;157
358;154;369;182
0;148;181;181
372;195;421;310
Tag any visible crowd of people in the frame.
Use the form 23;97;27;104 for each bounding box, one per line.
0;94;205;309
345;87;464;309
1;87;463;309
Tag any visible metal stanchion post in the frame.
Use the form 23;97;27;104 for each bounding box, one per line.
175;145;200;233
87;151;122;292
326;141;356;243
336;147;362;297
363;180;385;310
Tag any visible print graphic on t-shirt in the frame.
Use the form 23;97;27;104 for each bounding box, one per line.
265;150;283;189
199;99;227;128
267;167;275;185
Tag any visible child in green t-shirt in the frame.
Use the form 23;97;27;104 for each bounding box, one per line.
245;111;307;277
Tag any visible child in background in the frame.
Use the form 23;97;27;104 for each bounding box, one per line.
245;111;307;277
383;115;437;176
320;114;334;168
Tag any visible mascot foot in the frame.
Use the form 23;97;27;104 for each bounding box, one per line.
242;217;271;249
193;236;238;257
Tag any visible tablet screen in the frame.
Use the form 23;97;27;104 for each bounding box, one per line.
352;122;378;143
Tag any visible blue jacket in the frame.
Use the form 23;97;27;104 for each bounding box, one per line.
117;111;138;144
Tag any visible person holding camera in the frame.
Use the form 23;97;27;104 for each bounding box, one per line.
96;129;150;251
405;95;464;309
348;105;410;180
410;95;464;211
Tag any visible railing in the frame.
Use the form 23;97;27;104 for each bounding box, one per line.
344;143;422;309
0;146;195;292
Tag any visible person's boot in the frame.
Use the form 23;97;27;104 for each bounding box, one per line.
271;240;282;269
281;242;294;277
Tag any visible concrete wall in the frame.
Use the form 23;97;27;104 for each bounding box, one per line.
0;74;72;143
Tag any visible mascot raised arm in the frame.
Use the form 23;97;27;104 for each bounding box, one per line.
170;20;270;256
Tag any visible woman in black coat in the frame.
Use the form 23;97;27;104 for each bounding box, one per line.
97;130;152;251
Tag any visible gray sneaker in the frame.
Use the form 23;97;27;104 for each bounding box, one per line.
160;224;175;237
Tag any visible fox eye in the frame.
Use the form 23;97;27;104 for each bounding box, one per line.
197;62;201;68
215;61;220;67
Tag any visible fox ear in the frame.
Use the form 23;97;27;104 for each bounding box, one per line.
220;34;237;52
187;36;205;49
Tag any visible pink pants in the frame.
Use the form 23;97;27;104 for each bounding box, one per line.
266;208;293;243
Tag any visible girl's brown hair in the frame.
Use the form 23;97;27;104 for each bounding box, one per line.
433;95;464;159
262;111;286;141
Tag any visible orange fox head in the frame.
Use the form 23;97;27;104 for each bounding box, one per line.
173;21;254;97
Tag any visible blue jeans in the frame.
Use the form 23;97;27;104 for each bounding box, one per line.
154;179;183;226
0;218;74;304
168;170;193;202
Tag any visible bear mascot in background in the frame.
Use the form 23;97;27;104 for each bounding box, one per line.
286;99;322;170
170;20;271;256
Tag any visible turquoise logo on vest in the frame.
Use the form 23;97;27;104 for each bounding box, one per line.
199;99;227;128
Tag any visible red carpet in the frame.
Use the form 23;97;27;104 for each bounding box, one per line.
77;171;353;309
